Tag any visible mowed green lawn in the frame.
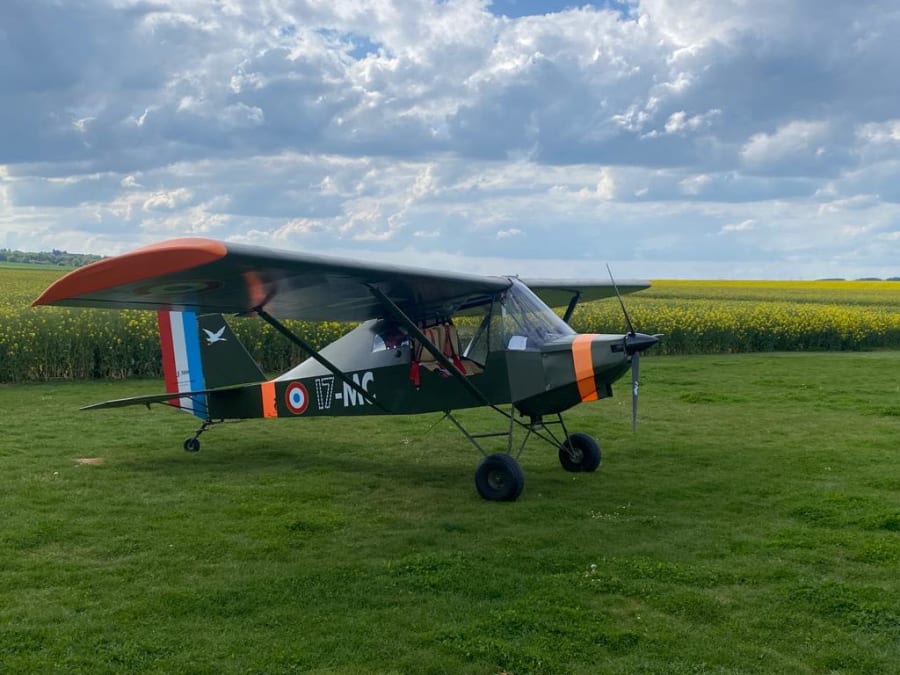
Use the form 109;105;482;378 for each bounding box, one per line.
1;353;898;674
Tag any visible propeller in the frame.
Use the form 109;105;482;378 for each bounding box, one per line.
606;265;660;430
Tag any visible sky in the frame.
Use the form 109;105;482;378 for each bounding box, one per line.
2;0;900;279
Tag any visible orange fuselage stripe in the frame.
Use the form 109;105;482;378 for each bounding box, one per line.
261;381;278;418
572;334;599;402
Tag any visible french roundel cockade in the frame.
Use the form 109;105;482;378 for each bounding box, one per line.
285;382;309;415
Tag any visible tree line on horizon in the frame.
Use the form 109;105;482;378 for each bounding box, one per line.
0;248;103;267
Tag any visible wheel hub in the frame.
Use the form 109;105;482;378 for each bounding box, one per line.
487;470;507;490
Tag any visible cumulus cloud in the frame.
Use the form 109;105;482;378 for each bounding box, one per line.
720;219;755;233
497;227;523;238
1;0;900;278
664;109;721;135
142;188;193;212
740;120;832;172
679;174;711;195
858;120;900;145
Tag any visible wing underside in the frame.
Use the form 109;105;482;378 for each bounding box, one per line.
33;238;651;321
523;279;651;307
34;238;511;322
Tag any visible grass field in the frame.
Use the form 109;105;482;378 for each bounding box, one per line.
2;353;898;673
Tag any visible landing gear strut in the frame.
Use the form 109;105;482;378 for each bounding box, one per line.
182;420;215;453
440;410;601;501
558;432;601;473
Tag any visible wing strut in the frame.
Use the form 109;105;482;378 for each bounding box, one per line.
366;285;495;409
254;307;391;414
562;291;582;324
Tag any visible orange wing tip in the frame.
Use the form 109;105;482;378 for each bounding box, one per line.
32;238;228;306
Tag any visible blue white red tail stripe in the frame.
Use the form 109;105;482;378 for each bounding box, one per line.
157;310;207;418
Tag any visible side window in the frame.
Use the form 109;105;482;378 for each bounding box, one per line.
460;309;490;365
462;297;507;361
372;321;410;352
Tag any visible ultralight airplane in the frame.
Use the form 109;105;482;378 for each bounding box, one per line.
33;238;659;501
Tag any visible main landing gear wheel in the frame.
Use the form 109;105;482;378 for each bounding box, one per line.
183;437;201;453
559;432;601;473
475;453;525;502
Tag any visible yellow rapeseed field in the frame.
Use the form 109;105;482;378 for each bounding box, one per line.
569;280;900;355
3;266;900;382
0;265;348;382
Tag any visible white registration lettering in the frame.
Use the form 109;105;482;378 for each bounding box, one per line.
342;371;375;407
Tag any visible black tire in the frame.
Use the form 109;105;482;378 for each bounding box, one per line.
183;437;201;453
475;453;525;501
559;432;601;473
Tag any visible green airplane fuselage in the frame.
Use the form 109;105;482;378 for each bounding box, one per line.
202;320;633;422
187;277;653;423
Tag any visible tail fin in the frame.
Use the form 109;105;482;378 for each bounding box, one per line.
157;311;266;418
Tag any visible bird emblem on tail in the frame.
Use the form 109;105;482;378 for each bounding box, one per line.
203;326;227;345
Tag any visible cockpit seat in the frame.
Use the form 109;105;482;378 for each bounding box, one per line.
416;322;483;379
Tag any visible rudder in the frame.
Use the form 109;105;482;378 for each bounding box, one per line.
157;311;266;419
158;310;208;418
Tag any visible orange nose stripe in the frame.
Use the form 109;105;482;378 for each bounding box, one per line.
573;334;599;402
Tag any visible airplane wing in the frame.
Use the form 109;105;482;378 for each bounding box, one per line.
33;238;510;322
523;279;651;308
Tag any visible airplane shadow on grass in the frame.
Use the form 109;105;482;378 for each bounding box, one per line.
118;435;495;492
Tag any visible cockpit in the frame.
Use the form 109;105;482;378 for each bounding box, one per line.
462;278;575;363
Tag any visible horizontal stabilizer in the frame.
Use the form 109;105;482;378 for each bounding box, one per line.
80;384;254;411
523;279;651;307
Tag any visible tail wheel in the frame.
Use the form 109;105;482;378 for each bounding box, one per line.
475;453;525;501
559;432;601;473
183;438;201;453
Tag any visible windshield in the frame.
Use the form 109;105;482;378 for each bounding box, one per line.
463;278;574;360
500;278;575;349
